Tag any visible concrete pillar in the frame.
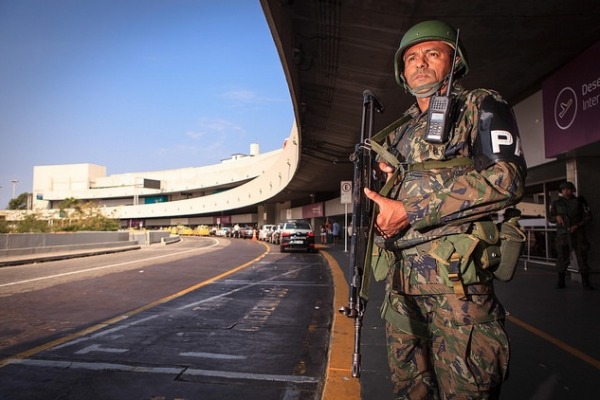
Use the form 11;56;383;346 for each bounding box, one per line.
572;157;600;272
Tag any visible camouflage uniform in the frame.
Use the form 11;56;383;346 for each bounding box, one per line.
380;86;526;399
550;192;592;288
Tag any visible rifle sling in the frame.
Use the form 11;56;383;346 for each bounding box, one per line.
358;114;474;301
370;114;412;144
358;115;409;302
407;157;474;171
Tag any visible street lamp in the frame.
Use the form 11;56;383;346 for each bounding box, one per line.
11;179;19;199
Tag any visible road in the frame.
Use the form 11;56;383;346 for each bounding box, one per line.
4;237;598;400
0;237;333;400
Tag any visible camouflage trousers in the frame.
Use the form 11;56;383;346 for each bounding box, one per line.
385;292;509;400
554;231;590;274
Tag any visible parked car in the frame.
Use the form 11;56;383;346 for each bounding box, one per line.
177;226;194;236
194;225;210;236
259;224;275;241
240;226;255;239
279;220;315;253
216;227;232;237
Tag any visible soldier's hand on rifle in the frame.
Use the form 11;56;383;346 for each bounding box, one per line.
364;187;409;238
378;162;400;184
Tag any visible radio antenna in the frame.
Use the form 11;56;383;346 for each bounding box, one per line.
446;29;460;95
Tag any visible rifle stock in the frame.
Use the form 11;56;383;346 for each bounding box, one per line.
338;90;384;378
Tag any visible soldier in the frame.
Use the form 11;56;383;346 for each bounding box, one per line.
364;21;527;399
550;181;593;290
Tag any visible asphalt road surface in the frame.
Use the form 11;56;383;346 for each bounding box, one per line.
4;237;598;400
0;237;333;400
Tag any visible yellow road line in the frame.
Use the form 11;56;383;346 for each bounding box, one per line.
507;314;600;370
0;242;270;369
320;250;361;400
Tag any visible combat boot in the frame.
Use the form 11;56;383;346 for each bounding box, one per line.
556;272;566;289
582;273;595;290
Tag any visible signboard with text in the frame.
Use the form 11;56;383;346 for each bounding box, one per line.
543;40;600;157
213;215;231;225
302;202;324;218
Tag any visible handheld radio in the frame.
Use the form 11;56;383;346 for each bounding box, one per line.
424;29;460;143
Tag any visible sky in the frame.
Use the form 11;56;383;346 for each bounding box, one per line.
0;0;294;209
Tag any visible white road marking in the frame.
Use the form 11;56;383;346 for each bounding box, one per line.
52;315;159;350
179;352;246;360
11;358;320;383
176;266;308;310
0;240;220;288
11;359;182;374
75;344;128;355
181;368;319;383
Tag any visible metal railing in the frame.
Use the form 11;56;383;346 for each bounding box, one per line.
520;225;582;275
520;226;557;270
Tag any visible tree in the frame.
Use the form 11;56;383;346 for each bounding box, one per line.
0;217;9;234
8;193;29;210
58;197;80;218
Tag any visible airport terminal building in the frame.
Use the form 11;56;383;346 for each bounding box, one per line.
30;125;301;229
27;123;349;231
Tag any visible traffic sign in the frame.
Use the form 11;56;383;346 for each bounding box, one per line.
340;181;352;204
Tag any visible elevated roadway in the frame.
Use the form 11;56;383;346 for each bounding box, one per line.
260;0;600;200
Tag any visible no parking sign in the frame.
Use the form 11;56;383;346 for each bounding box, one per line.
340;181;352;204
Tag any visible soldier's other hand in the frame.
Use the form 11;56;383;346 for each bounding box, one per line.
364;188;409;237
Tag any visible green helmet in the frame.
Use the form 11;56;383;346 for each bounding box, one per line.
394;20;469;88
559;181;576;192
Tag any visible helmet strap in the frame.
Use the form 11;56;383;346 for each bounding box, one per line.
407;81;442;98
405;73;451;98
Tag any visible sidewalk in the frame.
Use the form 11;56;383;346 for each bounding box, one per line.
0;245;141;267
321;242;600;400
319;243;392;399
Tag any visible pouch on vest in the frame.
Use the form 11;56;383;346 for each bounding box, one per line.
429;234;480;287
470;220;502;271
471;219;525;282
493;219;526;282
371;246;391;282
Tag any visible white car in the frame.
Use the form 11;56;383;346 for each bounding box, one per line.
216;227;232;237
278;220;315;253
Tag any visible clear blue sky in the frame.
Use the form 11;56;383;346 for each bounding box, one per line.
0;0;294;209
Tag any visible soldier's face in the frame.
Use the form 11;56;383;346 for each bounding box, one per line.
561;188;573;198
403;41;454;93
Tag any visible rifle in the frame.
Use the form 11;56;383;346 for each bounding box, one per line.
338;90;384;378
554;201;580;271
563;216;581;271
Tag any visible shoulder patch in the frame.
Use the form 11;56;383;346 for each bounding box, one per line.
473;95;526;172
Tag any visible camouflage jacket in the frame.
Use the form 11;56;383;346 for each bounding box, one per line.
550;195;591;234
389;86;526;245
